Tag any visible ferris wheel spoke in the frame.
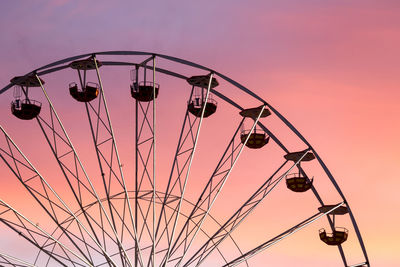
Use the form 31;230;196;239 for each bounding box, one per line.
154;74;214;266
32;76;127;266
158;195;240;267
222;202;345;267
0;127;133;266
186;149;313;266
131;59;159;267
45;196;137;265
137;190;155;242
0;218;66;267
183;160;288;267
54;216;97;265
164;105;267;266
152;90;198;246
0;51;370;267
0;200;94;266
151;56;157;266
70;55;142;267
0;127;103;265
42;236;85;267
0;251;39;267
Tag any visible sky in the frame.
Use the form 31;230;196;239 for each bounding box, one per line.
0;0;399;266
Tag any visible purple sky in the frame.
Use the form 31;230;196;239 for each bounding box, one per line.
0;1;399;266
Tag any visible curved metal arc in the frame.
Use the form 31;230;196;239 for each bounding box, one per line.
37;65;70;76
263;101;369;266
223;202;345;267
0;83;13;94
188;149;310;266
33;58;288;156
0;50;369;266
1;50;266;106
313;151;370;266
1;53;285;156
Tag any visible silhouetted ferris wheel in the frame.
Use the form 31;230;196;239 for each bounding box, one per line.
0;51;369;267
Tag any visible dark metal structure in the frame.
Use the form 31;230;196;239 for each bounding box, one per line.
0;51;369;267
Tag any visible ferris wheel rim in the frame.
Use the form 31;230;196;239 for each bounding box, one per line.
0;50;369;267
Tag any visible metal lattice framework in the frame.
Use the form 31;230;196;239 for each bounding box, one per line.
0;51;369;267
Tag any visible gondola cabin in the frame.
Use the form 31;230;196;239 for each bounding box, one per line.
239;106;271;149
187;87;218;117
240;130;270;149
283;151;315;192
318;205;349;246
285;173;313;192
69;82;99;102
186;75;219;117
188;98;217;117
131;81;159;102
319;228;348;246
10;76;43;120
11;99;41;120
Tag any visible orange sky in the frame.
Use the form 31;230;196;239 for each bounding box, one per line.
0;1;399;266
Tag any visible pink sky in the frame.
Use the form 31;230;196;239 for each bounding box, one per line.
0;0;399;266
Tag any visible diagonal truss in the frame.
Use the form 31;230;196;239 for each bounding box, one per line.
163;106;267;266
0;252;38;267
184;149;312;266
132;57;158;267
223;202;345;267
150;74;214;266
0;51;370;267
74;56;143;267
0;125;118;265
31;75;127;266
0;199;92;267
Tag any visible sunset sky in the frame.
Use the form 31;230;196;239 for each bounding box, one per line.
0;1;399;266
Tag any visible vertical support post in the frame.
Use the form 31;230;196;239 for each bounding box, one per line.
92;55;143;267
133;56;157;266
150;84;196;266
135;66;139;267
152;56;156;267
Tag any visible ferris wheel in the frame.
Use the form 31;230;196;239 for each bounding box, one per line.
0;51;369;267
